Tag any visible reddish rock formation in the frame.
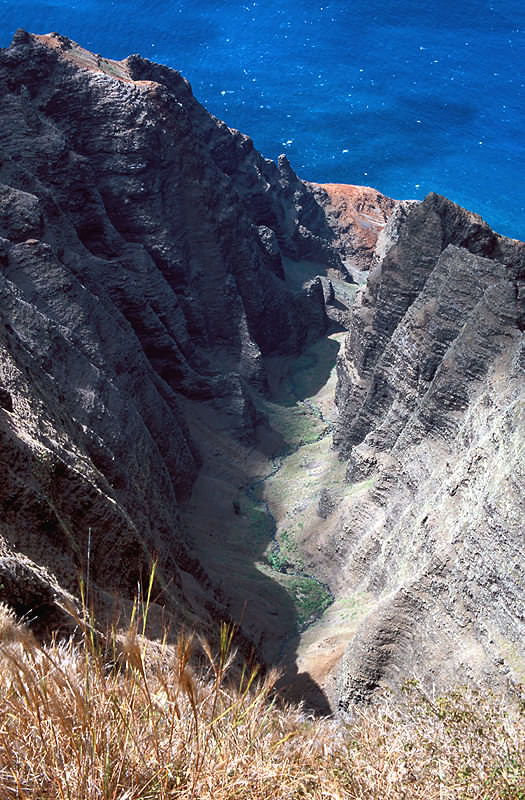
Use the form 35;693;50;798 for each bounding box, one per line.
308;182;397;268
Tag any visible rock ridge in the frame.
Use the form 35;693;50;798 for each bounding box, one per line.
331;192;524;706
0;30;338;636
0;30;393;649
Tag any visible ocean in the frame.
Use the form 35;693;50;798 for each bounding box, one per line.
1;0;523;240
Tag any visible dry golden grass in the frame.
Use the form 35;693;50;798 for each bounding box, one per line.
0;600;523;799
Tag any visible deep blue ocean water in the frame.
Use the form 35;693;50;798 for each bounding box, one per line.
1;1;524;240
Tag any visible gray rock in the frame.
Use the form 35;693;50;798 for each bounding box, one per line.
0;30;336;641
317;487;341;519
332;193;525;704
0;32;522;711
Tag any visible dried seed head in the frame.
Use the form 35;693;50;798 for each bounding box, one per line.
0;602;37;650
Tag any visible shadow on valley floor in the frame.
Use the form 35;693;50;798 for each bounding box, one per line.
182;333;342;715
265;335;341;407
282;257;331;293
278;660;333;716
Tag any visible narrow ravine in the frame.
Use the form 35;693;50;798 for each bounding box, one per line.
241;332;347;642
244;444;334;632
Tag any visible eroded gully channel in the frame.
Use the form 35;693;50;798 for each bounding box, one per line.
241;333;346;657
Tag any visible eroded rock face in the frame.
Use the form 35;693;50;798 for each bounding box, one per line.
332;193;525;705
0;30;343;633
1;31;522;710
306;183;397;270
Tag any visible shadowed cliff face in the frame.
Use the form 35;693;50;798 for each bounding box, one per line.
0;30;343;640
0;30;523;710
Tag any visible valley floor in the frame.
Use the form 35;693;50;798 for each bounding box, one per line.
182;260;369;710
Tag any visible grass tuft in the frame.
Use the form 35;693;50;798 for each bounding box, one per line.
0;603;523;799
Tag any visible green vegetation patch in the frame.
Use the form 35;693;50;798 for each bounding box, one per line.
330;591;375;624
255;561;334;630
287;576;333;630
259;397;326;450
238;496;274;554
345;476;376;497
263;433;347;527
267;528;303;573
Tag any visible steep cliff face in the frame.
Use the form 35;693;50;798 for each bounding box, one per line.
0;30;523;710
0;30;346;632
331;193;525;704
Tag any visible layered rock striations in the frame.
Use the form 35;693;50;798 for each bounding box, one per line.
0;30;523;708
0;30;347;633
331;193;525;704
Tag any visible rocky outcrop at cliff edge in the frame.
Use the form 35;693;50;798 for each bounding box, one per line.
331;193;525;705
306;183;397;270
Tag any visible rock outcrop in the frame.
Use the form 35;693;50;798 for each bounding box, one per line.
331;193;525;705
306;183;397;270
